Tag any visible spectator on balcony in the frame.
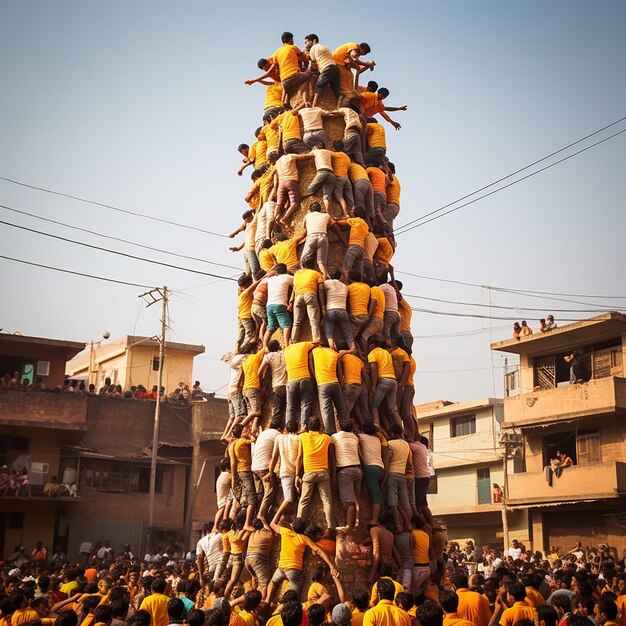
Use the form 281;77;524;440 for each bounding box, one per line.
521;321;533;336
565;350;589;384
513;323;522;339
554;451;573;478
492;483;503;503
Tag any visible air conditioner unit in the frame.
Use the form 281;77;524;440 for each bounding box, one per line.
30;462;49;486
37;361;50;376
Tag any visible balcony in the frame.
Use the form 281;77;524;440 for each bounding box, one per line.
506;461;626;506
503;376;626;427
0;390;88;430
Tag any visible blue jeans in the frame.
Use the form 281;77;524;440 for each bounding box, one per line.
286;378;314;429
318;382;347;435
323;308;354;344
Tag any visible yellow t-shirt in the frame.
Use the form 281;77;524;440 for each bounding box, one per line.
346;217;369;247
367;122;387;151
12;610;40;626
269;238;299;268
278;526;316;570
406;357;416;387
259;248;275;271
411;528;430;564
255;140;268;168
341;354;363;385
238;290;253;320
273;111;302;142
284;341;314;381
233;437;252;471
387;176;401;205
369;577;404;605
61;581;79;596
228;529;246;555
300;431;331;473
347;282;370;316
331;151;351;177
273;43;302;81
398;298;412;331
264;122;280;152
139;593;170;626
294;268;324;295
374;237;394;265
499;602;537;626
370;286;385;319
348;162;369;183
238;610;255;626
368;347;396;379
307;581;326;606
260;166;275;204
265;81;284;111
242;349;265;390
332;42;358;65
312;346;340;385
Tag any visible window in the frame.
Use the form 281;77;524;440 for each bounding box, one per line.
577;431;601;465
451;414;476;437
79;460;163;493
0;437;30;466
477;467;491;505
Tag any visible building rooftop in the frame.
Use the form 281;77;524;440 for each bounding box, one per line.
0;333;85;358
490;312;626;357
415;397;502;420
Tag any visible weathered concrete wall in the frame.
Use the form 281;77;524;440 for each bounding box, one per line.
0;390;87;430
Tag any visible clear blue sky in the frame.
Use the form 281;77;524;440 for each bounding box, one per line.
1;1;625;402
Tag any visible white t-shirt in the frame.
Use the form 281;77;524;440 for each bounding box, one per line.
324;279;348;310
208;532;224;567
331;431;360;467
216;471;231;508
275;154;299;181
338;107;362;131
256;204;268;242
380;283;398;313
251;428;279;472
275;433;299;477
228;354;245;393
309;43;335;73
299;107;324;131
306;211;331;234
262;351;287;387
313;148;333;171
196;534;211;560
267;274;294;306
358;434;384;469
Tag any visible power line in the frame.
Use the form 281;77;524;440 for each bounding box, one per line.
0;176;228;239
402;292;616;313
0;204;241;271
395;127;626;235
396;269;626;302
0;254;154;288
0;218;237;282
394;115;626;233
409;305;594;323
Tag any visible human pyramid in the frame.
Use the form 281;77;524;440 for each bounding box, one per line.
210;32;438;613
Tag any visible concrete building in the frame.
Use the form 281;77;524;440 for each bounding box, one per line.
66;335;205;393
0;334;86;558
0;333;228;561
415;398;528;547
491;312;626;552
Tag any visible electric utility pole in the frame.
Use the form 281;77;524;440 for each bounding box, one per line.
139;286;168;552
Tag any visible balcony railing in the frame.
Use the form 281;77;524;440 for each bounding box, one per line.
502;376;626;427
506;461;626;506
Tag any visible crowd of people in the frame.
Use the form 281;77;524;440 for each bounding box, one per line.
0;375;210;405
1;537;626;626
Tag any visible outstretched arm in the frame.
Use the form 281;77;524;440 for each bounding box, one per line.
380;111;401;131
245;62;278;85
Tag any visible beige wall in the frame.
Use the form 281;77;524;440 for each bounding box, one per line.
429;462;504;514
0;499;63;560
421;404;503;471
